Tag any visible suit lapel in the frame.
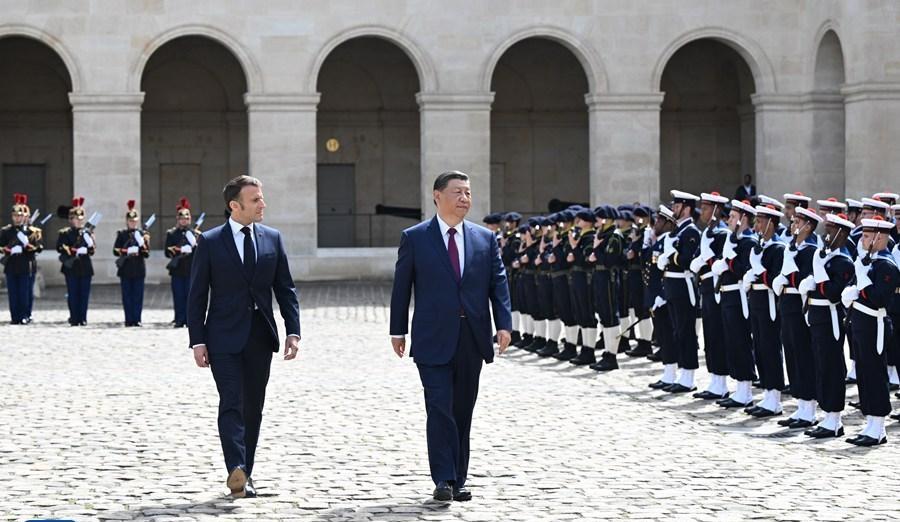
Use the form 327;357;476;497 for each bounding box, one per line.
251;226;268;283
461;221;475;284
220;224;250;282
428;216;456;281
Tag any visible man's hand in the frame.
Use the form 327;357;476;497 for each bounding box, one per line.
193;345;209;368
392;336;406;358
496;330;511;354
284;336;300;360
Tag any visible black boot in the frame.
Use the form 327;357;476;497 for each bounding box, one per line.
647;347;662;362
570;346;596;365
626;339;652;357
617;336;631;354
524;336;546;353
514;333;532;348
553;342;578;360
537;339;560;357
511;330;521;345
590;351;619;372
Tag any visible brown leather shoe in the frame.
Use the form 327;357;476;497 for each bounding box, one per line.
227;466;247;498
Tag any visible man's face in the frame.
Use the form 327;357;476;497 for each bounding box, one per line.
433;179;471;220
12;211;26;226
127;218;139;230
699;202;714;224
861;208;874;221
672;202;685;219
744;175;751;185
727;209;742;229
230;185;266;224
177;214;192;228
575;217;591;230
861;229;877;251
653;217;666;235
756;216;775;237
69;215;85;228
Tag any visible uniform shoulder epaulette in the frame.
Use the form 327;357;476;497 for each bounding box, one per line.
166;226;178;234
58;226;71;234
0;224;11;232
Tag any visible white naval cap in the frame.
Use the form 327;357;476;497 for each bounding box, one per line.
670;190;700;203
755;204;784;219
873;192;899;204
861;216;895;230
846;198;864;210
657;204;676;221
825;213;855;229
783;192;812;205
700;191;729;204
757;194;785;209
795;206;824;223
731;199;757;215
817;197;847;211
861;197;891;210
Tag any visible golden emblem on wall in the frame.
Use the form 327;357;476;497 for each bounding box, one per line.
325;138;340;153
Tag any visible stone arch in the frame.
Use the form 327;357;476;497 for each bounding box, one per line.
130;24;262;93
812;25;846;91
482;25;608;93
651;27;777;93
308;25;437;93
0;24;81;92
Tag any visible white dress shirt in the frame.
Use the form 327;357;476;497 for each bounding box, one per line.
229;217;257;263
436;214;465;277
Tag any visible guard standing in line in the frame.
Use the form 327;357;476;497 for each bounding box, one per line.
539;210;577;357
624;206;654;358
580;206;623;370
742;204;786;417
1;193;43;324
689;192;730;400
846;199;863;227
799;212;855;438
56;197;95;326
772;206;822;427
165;198;200;328
711;200;758;408
817;197;847;218
559;208;598;362
841;216;899;446
757;195;787;242
616;208;640;354
526;217;557;353
518;219;544;351
647;205;679;389
113;200;151;327
501;212;523;345
656;191;701;392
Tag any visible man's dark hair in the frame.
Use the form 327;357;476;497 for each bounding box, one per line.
433;171;469;192
223;175;262;212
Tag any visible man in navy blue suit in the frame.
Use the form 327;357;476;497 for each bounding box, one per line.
188;175;301;499
390;171;512;502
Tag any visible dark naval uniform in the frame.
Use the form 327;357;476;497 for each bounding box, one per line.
746;237;786;414
541;224;576;356
564;221;597;361
166;226;199;327
114;228;151;326
693;221;729;394
590;224;622;330
57;226;96;325
777;235;819;412
647;230;677;387
1;223;43;323
662;218;701;375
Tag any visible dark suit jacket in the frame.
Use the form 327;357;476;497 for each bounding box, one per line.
187;222;301;354
390;216;512;365
734;185;757;201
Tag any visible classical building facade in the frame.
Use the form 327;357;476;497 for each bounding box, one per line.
2;1;898;283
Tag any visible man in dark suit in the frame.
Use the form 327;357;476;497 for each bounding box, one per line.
188;175;301;498
734;174;757;202
390;171;512;502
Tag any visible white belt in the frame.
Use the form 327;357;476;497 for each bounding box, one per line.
750;283;777;321
721;284;741;292
750;283;769;291
782;288;800;295
720;283;749;319
853;302;888;354
807;298;841;341
700;272;714;281
664;271;696;306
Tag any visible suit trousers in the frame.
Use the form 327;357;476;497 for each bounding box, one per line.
209;310;274;475
809;306;847;412
781;310;815;400
5;274;29;322
64;274;91;324
416;318;483;488
749;305;784;391
120;276;145;324
664;278;699;370
720;291;756;382
700;293;728;376
171;275;190;325
851;310;892;417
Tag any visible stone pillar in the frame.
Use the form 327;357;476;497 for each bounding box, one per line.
752;94;813;199
807;92;846;199
245;94;320;257
69;93;144;282
416;93;494;221
585;93;664;207
842;83;900;198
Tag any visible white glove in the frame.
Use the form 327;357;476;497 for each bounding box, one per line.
9;245;23;255
812;250;830;283
76;246;88;256
134;230;145;248
180;244;193;254
741;271;755;292
689;255;705;274
780;247;799;276
798;275;816;296
854;258;873;290
663;233;677;253
652;296;666;311
749;247;764;275
126;246;139;255
772;274;788;296
16;231;29;246
711;259;729;276
841;285;859;308
656;252;671;271
82;233;94;248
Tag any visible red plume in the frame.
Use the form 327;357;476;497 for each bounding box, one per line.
127;199;136;210
177;197;190;211
13;193;20;204
72;197;79;207
20;194;27;205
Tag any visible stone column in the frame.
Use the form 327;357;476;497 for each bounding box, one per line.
69;93;144;282
842;83;900;198
751;94;813;199
806;92;846;198
416;93;494;221
585;93;664;207
245;94;320;258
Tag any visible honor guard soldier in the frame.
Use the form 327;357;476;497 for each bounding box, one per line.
647;206;680;389
528;217;557;354
742;204;787;417
710;200;758;408
840;216;899;446
655;191;701;392
559;207;599;361
580;205;623;370
799;212;855;437
781;193;812;243
845;199;863;226
165;198;200;328
56;197;95;326
689;192;731;400
889;205;900;396
538;210;577;357
1;193;43;324
817;197;847;219
850;197;891;258
114;200;150;327
615;207;638;354
501;212;522;344
516;219;543;350
623;206;654;358
757;195;787;242
772;206;822;427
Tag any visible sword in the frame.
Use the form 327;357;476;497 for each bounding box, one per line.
143;213;156;230
40;214;53;227
29;209;40;225
195;212;206;228
84;212;102;231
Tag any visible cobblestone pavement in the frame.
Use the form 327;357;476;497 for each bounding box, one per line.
2;282;900;521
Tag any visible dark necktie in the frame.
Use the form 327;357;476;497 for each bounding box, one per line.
447;228;461;282
241;226;255;274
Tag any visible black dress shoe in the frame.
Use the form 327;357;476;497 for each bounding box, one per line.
847;434;887;447
513;334;532;348
552;342;578;360
646;349;662;362
173;322;186;328
625;340;653;357
788;419;817;429
523;337;546;353
511;330;521;344
777;417;795;427
590;352;618;372
244;477;257;498
806;426;844;438
715;396;733;405
79;321;87;326
750;407;782;418
895;392;900;399
693;390;728;400
719;398;752;409
452;485;472;502
744;405;760;414
666;383;696;394
536;340;560;357
569;347;596;365
649;380;672;390
433;481;452;501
